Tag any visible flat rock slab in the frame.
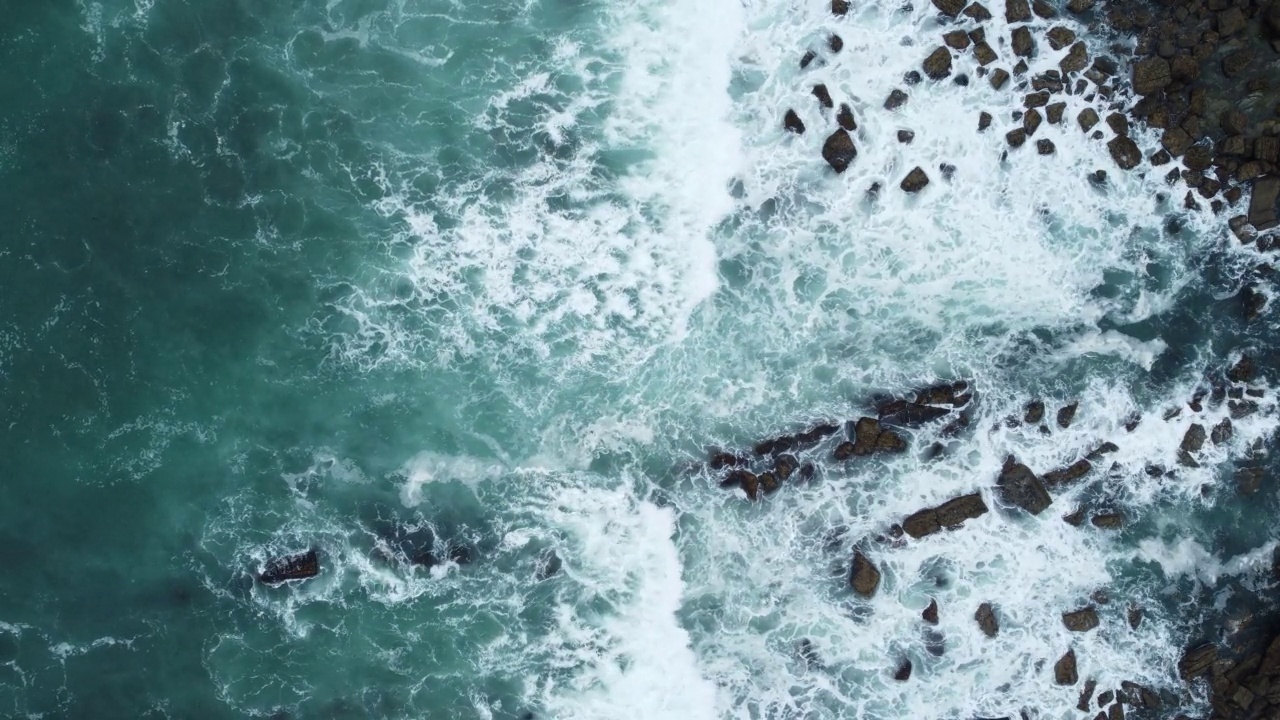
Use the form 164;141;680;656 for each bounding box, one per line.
902;492;989;538
259;549;319;584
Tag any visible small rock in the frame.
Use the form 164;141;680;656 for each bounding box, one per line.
1057;402;1078;428
1047;102;1065;124
976;602;999;637
924;47;954;79
990;68;1010;89
800;50;817;69
1079;108;1100;132
849;551;881;597
1024;91;1050;108
1181;423;1206;454
923;599;939;624
822;130;858;173
1063;607;1100;631
1024;108;1043;135
1127;605;1143;629
894;658;913;681
1211;418;1233;445
1066;0;1093;11
1006;0;1031;23
1042;459;1092;487
1170;54;1198;83
1032;0;1054;17
965;2;993;19
1236;466;1263;495
904;70;922;85
1007;128;1028;148
784;110;806;135
828;34;844;53
979;111;993;131
832;0;849;14
898;129;916;144
1055;649;1079;685
1064;507;1086;526
1047;26;1077;50
1228;353;1255;383
1037;139;1056;155
974;42;998;66
1060;41;1088;74
1222;110;1248;136
837;103;857;132
1132;57;1172;95
1012;26;1034;57
901;167;930;192
812;84;834;109
885;89;909;110
944;29;971;49
1106;112;1128;136
1162;128;1192;157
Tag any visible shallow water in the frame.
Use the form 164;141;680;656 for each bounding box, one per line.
2;0;1279;718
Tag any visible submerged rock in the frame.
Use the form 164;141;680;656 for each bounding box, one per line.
1024;400;1045;424
1091;512;1123;529
923;599;940;624
849;551;881;597
976;602;1000;637
258;549;319;584
996;457;1052;514
1063;607;1100;632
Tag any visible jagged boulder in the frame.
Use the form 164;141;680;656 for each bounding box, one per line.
849;551;881;597
923;47;953;80
1063;607;1100;631
1042;459;1092;487
1056;649;1079;685
902;493;989;537
258;549;320;584
822;130;858;173
784;110;805;134
923;599;940;624
997;457;1052;514
901;167;930;193
976;602;999;636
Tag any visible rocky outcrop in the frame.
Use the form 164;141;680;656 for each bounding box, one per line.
1064;607;1100;632
1056;648;1079;685
1042;459;1093;488
822;129;857;173
844;417;908;457
976;602;1000;637
849;550;881;597
258;549;320;584
902;493;989;538
1178;643;1217;680
996;457;1053;515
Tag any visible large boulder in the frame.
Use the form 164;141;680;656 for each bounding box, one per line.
902;493;989;538
1055;649;1079;685
1012;26;1034;57
1047;26;1076;50
822;130;858;173
923;47;953;80
849;551;881;597
847;417;908;456
1006;0;1031;22
997;457;1052;514
1250;176;1280;231
881;402;949;426
1108;136;1141;170
258;549;320;584
901;167;930;193
1132;58;1171;95
1042;459;1093;487
933;0;967;16
1060;42;1088;74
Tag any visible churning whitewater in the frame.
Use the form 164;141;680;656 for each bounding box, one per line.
2;0;1278;717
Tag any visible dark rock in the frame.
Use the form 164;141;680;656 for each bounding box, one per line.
1037;139;1056;155
1181;423;1206;454
974;42;998;65
898;129;916;144
1013;59;1028;75
1242;284;1267;321
1024;108;1043;135
799;462;815;481
1043;459;1093;487
885;88;909;110
1055;649;1079;685
833;441;855;461
1230;399;1260;418
903;493;989;538
1007;128;1028;148
1108;136;1142;170
976;602;999;636
1025;91;1050;108
1223;50;1252;78
1067;0;1094;11
1109;703;1124;720
812;84;834;109
837;104;857;132
1150;149;1170;166
1006;0;1031;23
800;50;817;69
964;2;993;20
990;68;1010;89
832;0;849;14
1064;607;1101;631
1012;26;1034;57
1170;54;1198;82
944;29;972;49
1211;418;1233;445
979;111;993;131
923;599;940;624
1091;512;1123;528
933;0;968;16
1064;507;1086;526
1184;145;1212;172
1079;108;1100;132
759;471;779;494
1250;176;1280;230
894;658;913;681
1047;102;1065;124
1257;137;1280;164
997;457;1052;514
774;453;799;480
259;549;320;584
1133;57;1172;95
1033;0;1054;18
1079;679;1098;711
904;70;922;85
1057;402;1078;428
901;167;930;193
1106;112;1128;136
1222;110;1248;136
536;549;562;580
784;110;806;135
829;34;844;53
709;451;746;470
1178;644;1216;680
1127;605;1143;629
849;417;907;456
1236;466;1263;494
924;47;954;79
1098;690;1114;706
1060;42;1089;74
1217;7;1246;36
1162;128;1192;157
1047;26;1077;50
822;130;858;173
1228;354;1256;383
849;551;881;597
1024;401;1045;424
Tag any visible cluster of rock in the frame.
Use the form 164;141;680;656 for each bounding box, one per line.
255;524;494;587
1176;628;1280;720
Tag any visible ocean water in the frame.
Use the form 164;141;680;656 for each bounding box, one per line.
2;0;1279;718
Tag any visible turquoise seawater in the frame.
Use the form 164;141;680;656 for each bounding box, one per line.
3;0;1280;718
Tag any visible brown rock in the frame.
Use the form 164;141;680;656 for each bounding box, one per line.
812;84;834;109
1224;49;1252;78
1250;176;1280;230
784;110;806;135
1211;417;1233;445
1024;108;1043;135
1170;54;1199;82
1047;102;1065;124
1256;137;1280;164
822;130;858;173
1108;136;1142;170
832;0;850;14
1222;110;1248;135
997;457;1052;514
837;103;857;132
1184;145;1212;172
1060;41;1088;74
1037;139;1056;155
1067;0;1093;11
1057;401;1078;428
898;129;915;144
1079;108;1100;132
1006;0;1031;22
944;30;971;49
924;47;953;79
1091;512;1123;528
1162;127;1193;157
901;167;930;192
1043;459;1093;487
1064;607;1101;631
1181;423;1206;453
1108;703;1124;720
1079;679;1098;711
885;89;908;111
1106;112;1129;136
1047;26;1077;50
979;111;993;131
849;551;881;597
923;599;939;624
1007;128;1027;147
1024;91;1049;108
894;658;913;680
1012;26;1034;57
933;0;968;16
976;602;999;636
1133;57;1172;95
1218;7;1246;36
974;42;997;65
990;68;1010;89
1032;0;1054;17
1056;649;1079;685
964;2;993;20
